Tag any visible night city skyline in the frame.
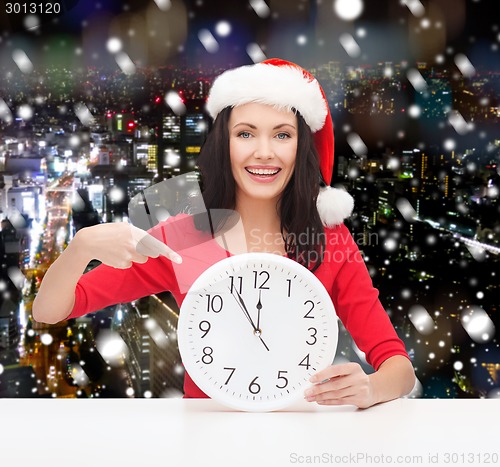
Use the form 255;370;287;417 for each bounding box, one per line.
0;0;499;400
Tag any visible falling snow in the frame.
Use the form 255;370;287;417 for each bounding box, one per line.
0;0;498;403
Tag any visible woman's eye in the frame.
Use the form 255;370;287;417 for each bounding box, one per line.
238;131;251;138
276;132;290;140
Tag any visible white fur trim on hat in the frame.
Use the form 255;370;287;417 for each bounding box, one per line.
316;186;354;227
206;63;328;132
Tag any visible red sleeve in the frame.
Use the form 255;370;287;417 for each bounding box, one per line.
65;213;222;319
65;216;190;319
66;254;177;319
328;224;409;370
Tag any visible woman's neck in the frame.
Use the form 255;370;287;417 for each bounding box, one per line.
231;195;286;255
235;195;281;232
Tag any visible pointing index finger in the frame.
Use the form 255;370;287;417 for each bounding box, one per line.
132;225;182;264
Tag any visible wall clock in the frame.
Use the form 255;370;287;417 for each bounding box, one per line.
178;252;338;412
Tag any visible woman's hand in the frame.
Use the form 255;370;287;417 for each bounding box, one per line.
304;356;415;409
74;222;182;269
304;362;376;409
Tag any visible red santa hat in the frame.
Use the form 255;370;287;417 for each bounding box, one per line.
206;57;353;227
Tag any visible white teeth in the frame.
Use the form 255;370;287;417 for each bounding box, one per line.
247;168;280;175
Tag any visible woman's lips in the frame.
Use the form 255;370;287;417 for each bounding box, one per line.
245;167;282;183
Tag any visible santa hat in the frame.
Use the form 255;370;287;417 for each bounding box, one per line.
206;58;353;227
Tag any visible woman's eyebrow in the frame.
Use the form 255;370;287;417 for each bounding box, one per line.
273;123;296;130
232;122;257;129
232;122;296;130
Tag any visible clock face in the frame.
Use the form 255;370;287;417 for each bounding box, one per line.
177;252;338;412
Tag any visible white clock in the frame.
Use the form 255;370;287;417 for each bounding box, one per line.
177;252;338;412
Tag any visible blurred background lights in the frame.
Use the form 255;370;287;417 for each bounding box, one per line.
249;0;270;18
443;138;456;151
17;104;34;120
408;104;421;118
198;29;219;53
246;43;267;63
347;132;367;156
115;52;136;75
297;35;308;46
109;186;125;203
356;28;366;38
403;0;425;17
153;0;171;11
408;305;435;335
165;90;187;115
106;37;123;54
454;53;475;77
334;0;364;21
461;307;495;343
96;331;130;367
12;49;34;74
339;33;361;58
23;14;41;31
40;333;54;346
215;21;231;37
384;238;398;252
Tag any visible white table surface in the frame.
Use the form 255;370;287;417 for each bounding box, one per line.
2;398;499;467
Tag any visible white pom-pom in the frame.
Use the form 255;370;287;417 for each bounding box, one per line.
317;186;354;227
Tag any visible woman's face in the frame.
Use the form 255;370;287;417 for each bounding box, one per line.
228;102;298;204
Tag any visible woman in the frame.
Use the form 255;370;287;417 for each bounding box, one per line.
32;58;415;408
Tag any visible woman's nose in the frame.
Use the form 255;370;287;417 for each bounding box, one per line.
254;138;275;159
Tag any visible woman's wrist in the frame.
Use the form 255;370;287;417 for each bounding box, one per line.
67;228;94;265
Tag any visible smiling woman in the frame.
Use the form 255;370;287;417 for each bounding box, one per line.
33;58;415;408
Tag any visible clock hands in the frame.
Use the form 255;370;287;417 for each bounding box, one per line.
229;287;270;352
256;290;262;331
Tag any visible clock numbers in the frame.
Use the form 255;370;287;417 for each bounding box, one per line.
253;270;270;289
303;300;315;319
201;346;214;364
306;327;317;345
198;320;211;338
229;275;243;294
248;376;261;394
223;367;236;385
206;294;223;313
286;278;292;297
298;354;311;370
276;370;289;389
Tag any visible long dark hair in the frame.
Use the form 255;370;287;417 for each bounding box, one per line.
196;106;325;272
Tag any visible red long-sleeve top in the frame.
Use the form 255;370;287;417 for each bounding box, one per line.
66;214;409;397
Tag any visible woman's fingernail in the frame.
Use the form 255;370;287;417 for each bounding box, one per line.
173;254;182;264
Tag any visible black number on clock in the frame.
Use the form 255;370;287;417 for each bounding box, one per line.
229;275;243;294
286;279;292;297
199;320;211;338
253;270;270;289
276;370;289;389
206;294;223;313
248;376;261;394
223;367;236;385
306;327;317;345
201;346;213;364
303;300;315;319
298;354;311;369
